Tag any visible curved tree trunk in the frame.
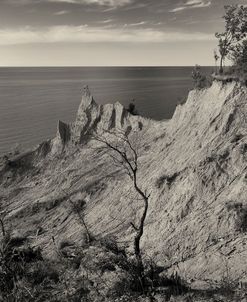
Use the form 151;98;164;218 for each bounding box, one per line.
133;175;149;292
92;131;150;293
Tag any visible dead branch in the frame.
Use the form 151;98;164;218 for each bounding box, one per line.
62;189;93;243
92;129;150;292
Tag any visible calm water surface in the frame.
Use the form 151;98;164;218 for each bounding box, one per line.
0;67;213;155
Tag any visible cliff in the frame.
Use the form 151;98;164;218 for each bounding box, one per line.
1;81;247;289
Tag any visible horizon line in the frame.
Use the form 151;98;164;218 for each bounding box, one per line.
0;65;215;68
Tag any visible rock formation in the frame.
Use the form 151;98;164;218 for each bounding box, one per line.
53;85;146;152
1;81;247;289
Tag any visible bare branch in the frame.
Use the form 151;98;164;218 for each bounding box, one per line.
91;128;151;293
130;222;139;231
61;189;93;243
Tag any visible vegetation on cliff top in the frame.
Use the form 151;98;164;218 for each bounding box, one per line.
193;5;247;89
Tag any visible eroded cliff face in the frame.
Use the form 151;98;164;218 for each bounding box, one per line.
52;86;146;153
1;81;247;286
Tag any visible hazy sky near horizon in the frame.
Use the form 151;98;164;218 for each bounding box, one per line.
0;0;246;66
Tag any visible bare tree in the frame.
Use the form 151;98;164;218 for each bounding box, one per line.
214;49;219;74
92;129;150;290
62;189;93;244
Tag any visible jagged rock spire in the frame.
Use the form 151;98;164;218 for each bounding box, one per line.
76;85;96;117
53;85;145;148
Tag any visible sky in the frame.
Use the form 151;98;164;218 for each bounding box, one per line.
0;0;246;66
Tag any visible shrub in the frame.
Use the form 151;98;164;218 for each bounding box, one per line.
156;173;179;189
99;236;126;256
192;65;210;89
108;259;145;298
231;40;247;82
110;276;136;298
127;102;138;115
109;258;188;299
98;259;116;273
0;232;43;300
27;260;60;285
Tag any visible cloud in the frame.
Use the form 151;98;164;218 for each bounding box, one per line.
124;21;147;27
170;0;211;12
0;25;214;45
97;19;114;23
46;0;132;6
3;0;132;6
53;10;70;15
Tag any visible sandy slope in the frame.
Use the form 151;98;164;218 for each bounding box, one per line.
1;81;247;287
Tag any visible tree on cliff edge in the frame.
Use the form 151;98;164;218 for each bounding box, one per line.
92;129;150;292
215;5;247;74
